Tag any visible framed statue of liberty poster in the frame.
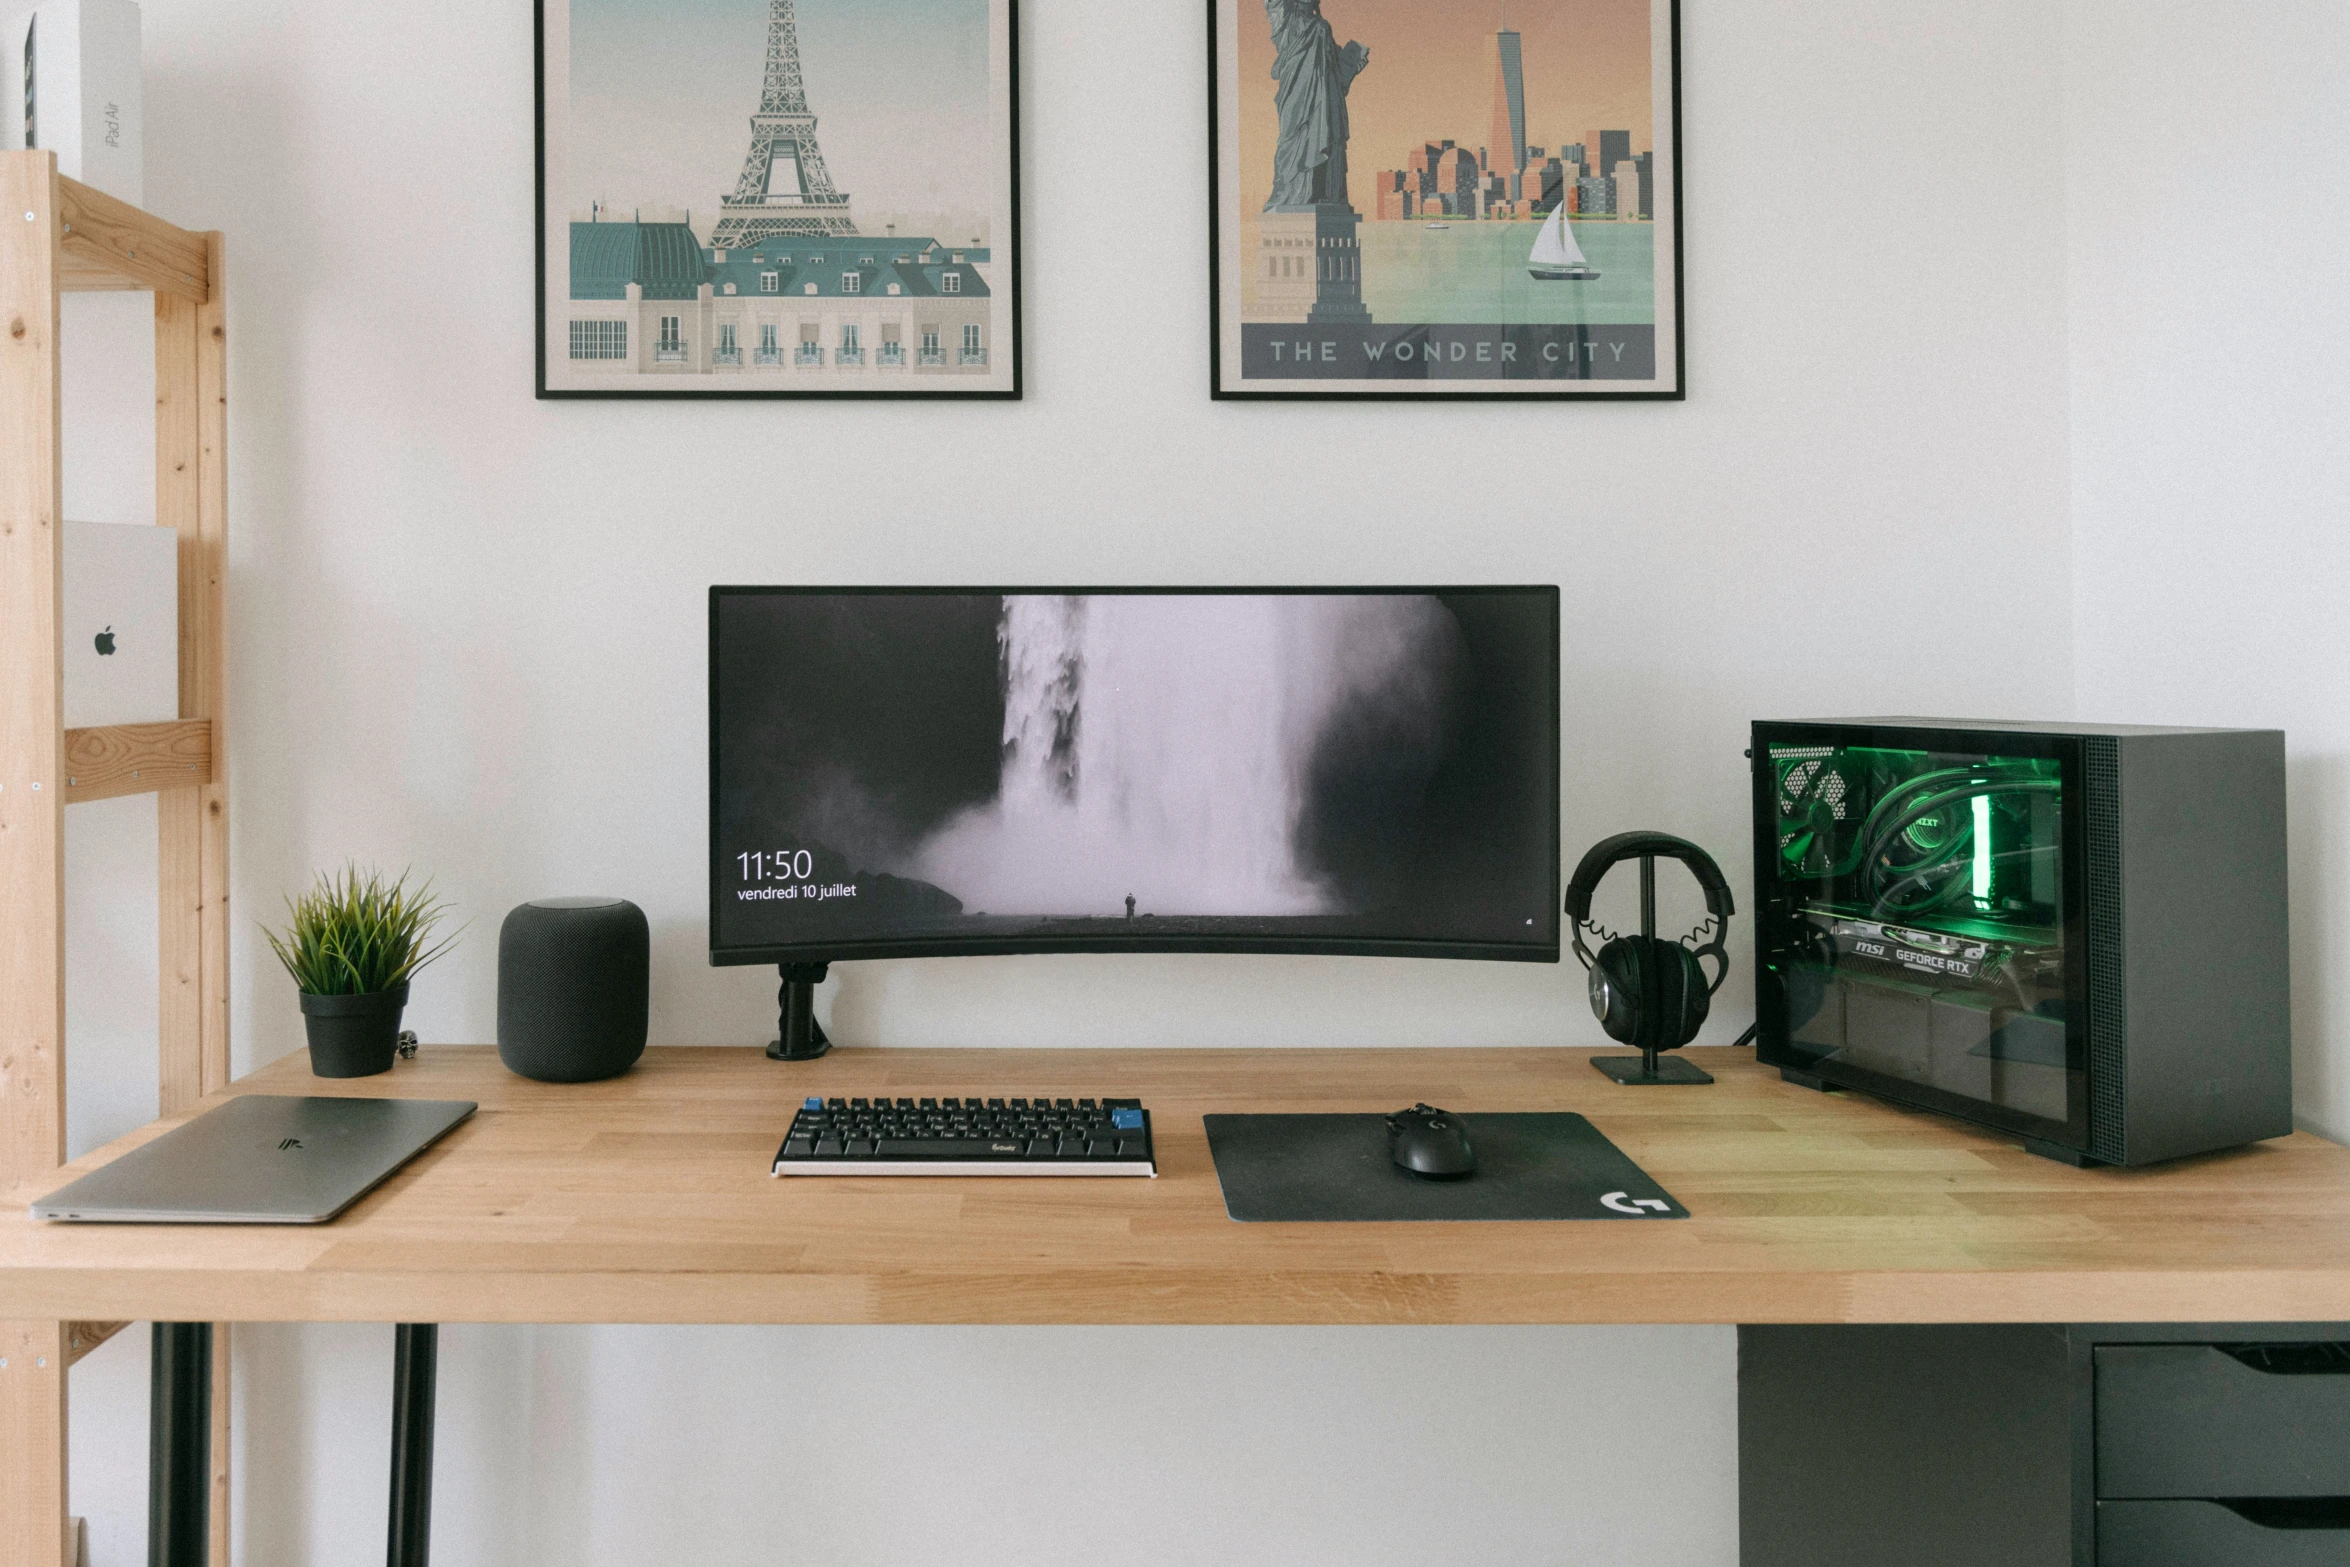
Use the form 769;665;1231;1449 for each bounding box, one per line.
537;0;1021;399
1210;0;1682;399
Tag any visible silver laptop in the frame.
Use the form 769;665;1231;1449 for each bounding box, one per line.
32;1095;476;1224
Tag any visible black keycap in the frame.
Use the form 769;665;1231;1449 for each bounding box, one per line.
1078;1099;1097;1110
1026;1137;1055;1157
987;1098;1006;1110
782;1136;815;1160
1055;1135;1092;1158
1008;1098;1028;1110
845;1139;875;1157
1118;1138;1148;1159
1053;1098;1074;1111
815;1137;844;1156
826;1097;848;1111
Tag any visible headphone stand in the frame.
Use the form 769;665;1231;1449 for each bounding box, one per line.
1591;854;1716;1085
1593;1051;1715;1085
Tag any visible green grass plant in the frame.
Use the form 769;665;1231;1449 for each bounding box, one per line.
264;865;464;997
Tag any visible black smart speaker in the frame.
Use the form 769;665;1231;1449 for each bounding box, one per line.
496;897;649;1082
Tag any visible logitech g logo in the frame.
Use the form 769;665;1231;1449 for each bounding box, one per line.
1600;1190;1671;1215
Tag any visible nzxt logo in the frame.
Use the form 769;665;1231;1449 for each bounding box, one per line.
277;1138;303;1151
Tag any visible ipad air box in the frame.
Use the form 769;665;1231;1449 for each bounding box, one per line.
6;0;142;204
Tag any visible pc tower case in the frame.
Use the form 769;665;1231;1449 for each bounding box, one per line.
1750;719;2289;1166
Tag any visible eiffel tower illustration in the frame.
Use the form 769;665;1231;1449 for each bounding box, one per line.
710;0;857;247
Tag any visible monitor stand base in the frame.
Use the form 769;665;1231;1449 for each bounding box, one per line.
1593;1052;1714;1085
768;963;832;1060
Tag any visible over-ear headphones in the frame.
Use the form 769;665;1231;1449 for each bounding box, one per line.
1566;832;1735;1055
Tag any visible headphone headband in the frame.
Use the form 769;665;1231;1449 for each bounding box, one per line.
1565;832;1736;925
1565;831;1736;995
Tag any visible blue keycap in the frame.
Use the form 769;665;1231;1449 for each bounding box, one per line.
1111;1108;1144;1131
804;1097;823;1111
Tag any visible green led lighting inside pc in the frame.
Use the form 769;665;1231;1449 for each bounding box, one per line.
1765;742;2072;1126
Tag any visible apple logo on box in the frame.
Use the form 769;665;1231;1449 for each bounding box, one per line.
94;626;116;656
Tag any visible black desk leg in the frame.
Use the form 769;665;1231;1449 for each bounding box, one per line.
388;1323;439;1567
149;1322;213;1567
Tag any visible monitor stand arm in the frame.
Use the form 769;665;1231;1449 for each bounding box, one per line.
768;963;832;1061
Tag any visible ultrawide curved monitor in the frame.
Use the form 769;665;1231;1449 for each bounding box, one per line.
708;587;1560;965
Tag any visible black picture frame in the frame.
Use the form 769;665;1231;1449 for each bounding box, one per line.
534;0;1023;401
1208;0;1684;401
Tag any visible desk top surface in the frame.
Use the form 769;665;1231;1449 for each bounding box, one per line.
5;1044;2350;1326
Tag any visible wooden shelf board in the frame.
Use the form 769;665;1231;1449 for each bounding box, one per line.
63;719;211;803
55;174;208;302
6;1046;2350;1328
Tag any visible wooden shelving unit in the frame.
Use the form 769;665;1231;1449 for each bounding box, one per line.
1;150;229;1567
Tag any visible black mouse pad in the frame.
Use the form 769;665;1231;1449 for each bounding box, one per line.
1202;1113;1688;1222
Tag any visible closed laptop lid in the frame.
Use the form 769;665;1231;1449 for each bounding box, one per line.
32;1095;477;1224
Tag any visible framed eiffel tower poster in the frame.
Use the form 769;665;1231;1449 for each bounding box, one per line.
537;0;1021;398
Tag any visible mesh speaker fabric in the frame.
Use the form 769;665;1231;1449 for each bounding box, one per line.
496;898;650;1083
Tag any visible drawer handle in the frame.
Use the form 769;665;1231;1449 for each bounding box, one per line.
2219;1498;2350;1531
2218;1342;2350;1375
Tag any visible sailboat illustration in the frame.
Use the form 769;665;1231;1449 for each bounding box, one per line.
1528;204;1599;281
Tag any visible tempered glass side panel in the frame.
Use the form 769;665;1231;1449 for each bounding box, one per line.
1753;724;2089;1150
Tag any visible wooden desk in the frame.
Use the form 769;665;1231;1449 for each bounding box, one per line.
8;1043;2350;1326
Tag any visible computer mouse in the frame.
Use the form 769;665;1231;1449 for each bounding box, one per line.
1387;1103;1475;1179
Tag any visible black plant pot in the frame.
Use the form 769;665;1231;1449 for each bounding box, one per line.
299;983;410;1078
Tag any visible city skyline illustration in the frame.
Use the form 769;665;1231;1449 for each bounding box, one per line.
1236;0;1652;219
565;0;992;241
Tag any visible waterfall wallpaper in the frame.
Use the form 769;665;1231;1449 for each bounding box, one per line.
711;590;1559;959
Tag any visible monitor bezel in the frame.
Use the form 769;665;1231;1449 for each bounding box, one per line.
707;585;1562;967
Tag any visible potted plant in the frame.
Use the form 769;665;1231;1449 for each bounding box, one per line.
265;866;462;1078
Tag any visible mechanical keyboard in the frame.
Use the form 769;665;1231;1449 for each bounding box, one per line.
774;1095;1156;1176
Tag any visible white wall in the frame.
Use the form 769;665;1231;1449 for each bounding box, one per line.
2063;0;2350;1140
53;0;2084;1560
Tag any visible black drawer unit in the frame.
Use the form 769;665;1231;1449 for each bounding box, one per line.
1742;1325;2350;1567
2096;1343;2350;1498
2097;1500;2350;1566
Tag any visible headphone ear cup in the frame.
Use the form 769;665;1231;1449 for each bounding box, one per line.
1589;939;1644;1045
1654;941;1709;1049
